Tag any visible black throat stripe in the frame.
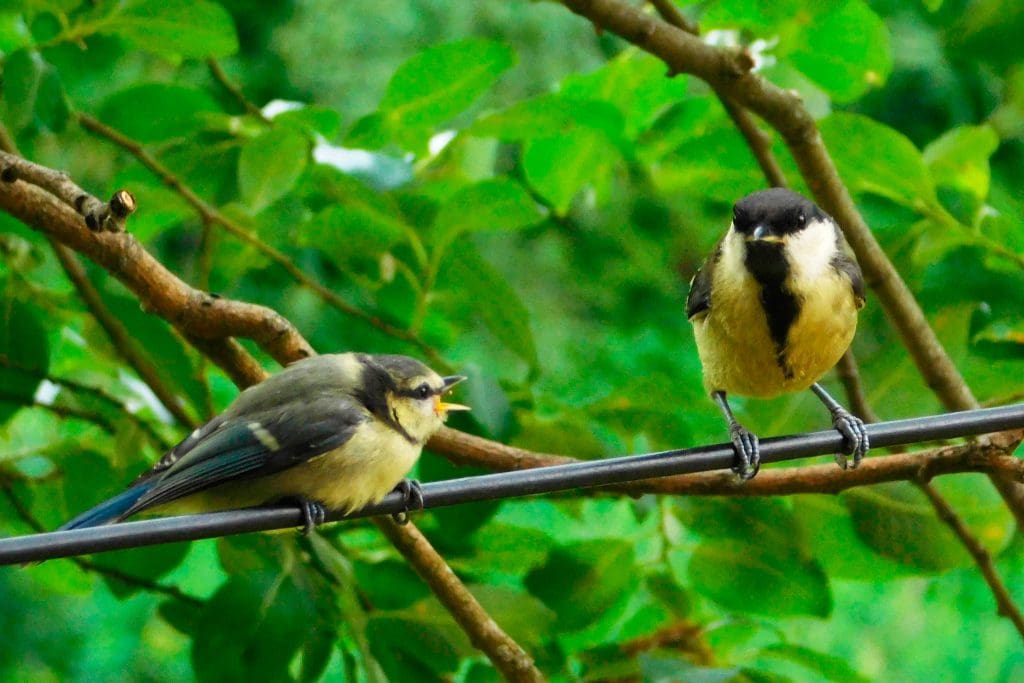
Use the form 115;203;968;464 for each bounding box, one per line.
745;242;798;378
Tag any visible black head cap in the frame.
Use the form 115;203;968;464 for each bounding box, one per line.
732;188;828;237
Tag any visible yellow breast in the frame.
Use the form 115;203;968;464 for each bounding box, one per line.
691;244;858;398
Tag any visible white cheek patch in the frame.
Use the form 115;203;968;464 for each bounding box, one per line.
716;226;751;292
786;218;837;283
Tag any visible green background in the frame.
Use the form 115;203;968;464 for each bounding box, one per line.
2;0;1024;680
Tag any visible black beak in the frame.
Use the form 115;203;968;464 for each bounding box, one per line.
442;375;467;390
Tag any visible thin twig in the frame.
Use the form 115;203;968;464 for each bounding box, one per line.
75;113;445;369
835;350;879;424
0;357;173;450
49;240;199;429
5;396;117;434
375;519;544;682
917;481;1024;641
206;59;269;121
648;0;787;188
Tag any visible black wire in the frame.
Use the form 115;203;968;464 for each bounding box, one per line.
1;404;1022;565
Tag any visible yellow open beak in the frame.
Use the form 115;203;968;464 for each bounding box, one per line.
435;375;470;415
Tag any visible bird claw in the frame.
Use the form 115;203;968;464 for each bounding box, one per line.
831;408;869;469
295;497;327;535
728;424;760;481
391;479;424;525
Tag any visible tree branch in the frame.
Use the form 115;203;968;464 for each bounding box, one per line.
49;240;199;429
553;0;1024;533
375;519;544;682
556;0;976;412
206;58;269;121
431;426;1024;498
918;481;1024;641
835;349;879;424
0;153;315;368
0;149;536;676
75;113;445;369
648;0;787;188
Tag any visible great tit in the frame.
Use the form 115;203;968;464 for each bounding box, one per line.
687;188;869;479
58;353;469;533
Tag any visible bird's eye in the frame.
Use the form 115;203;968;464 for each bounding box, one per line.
415;383;431;399
797;212;806;225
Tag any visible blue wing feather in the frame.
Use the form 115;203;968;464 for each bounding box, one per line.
57;482;155;530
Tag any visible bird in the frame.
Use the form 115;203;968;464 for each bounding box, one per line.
58;353;469;533
686;187;869;479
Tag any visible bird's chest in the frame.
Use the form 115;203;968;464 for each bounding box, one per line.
298;422;422;512
694;267;856;396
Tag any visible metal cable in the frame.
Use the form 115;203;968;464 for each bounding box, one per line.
2;403;1022;565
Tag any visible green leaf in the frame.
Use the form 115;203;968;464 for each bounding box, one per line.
685;537;832;617
438;246;538;368
106;0;239;60
274;106;343;139
819;113;935;208
472;93;625;144
470;584;556;650
971;314;1024;360
0;297;49;424
792;495;916;581
368;609;466;680
923;125;1000;199
192;573;310;683
525;539;638;630
704;0;891;102
759;643;870;683
433;179;544;247
299;204;405;261
560;50;688;137
523;128;619;214
381;39;514;130
99;83;220;143
238;127;309;211
297;174;409;260
1;48;69;133
844;477;1014;571
93;290;206;419
789;0;892;103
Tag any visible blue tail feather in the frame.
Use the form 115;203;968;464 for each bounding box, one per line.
58;483;154;531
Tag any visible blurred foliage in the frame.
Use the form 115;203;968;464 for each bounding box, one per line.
1;0;1024;681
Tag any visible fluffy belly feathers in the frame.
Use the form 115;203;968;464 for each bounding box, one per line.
693;272;858;398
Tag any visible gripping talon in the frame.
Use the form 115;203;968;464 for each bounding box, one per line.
831;408;869;469
729;424;760;481
391;478;424;525
297;497;326;535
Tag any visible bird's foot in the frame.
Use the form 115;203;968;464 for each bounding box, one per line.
830;407;869;470
295;497;327;535
391;479;424;525
728;423;760;481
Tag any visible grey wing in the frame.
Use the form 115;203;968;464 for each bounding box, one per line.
831;250;865;308
686;264;712;319
686;240;722;320
121;395;370;518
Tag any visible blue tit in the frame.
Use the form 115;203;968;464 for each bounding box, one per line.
687;188;869;479
59;353;469;533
